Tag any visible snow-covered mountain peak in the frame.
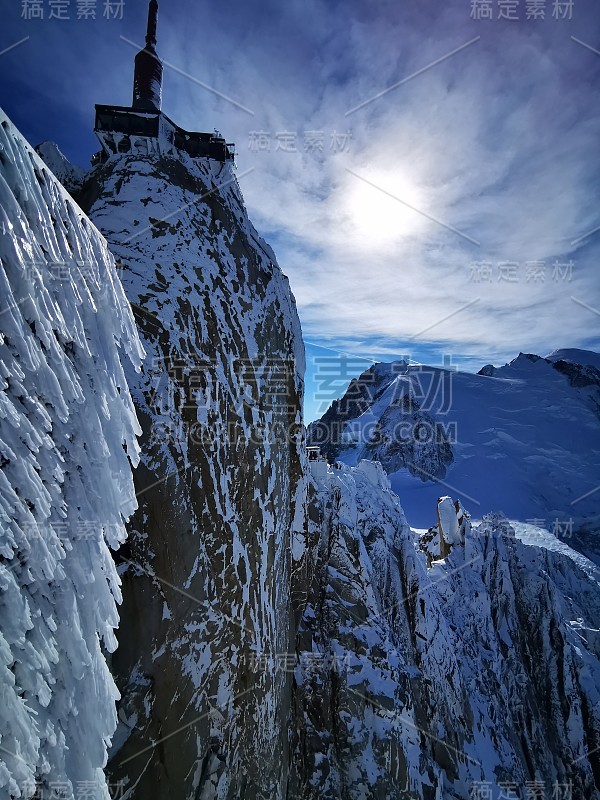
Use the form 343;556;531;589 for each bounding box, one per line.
309;349;600;546
546;348;600;371
34;141;85;196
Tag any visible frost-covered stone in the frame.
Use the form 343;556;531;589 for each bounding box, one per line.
34;142;85;196
0;109;142;800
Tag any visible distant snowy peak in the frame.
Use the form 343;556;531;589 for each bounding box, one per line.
309;348;600;536
547;347;600;371
35;140;85;196
479;349;600;384
481;350;600;399
307;357;456;478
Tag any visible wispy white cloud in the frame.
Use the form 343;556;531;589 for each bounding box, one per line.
1;0;598;376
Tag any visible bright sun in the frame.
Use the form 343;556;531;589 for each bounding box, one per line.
345;170;427;243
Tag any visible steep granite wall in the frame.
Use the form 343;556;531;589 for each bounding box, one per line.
79;151;305;799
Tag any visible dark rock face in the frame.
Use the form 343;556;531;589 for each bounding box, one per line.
552;358;600;391
365;396;454;480
79;151;305;800
307;362;454;480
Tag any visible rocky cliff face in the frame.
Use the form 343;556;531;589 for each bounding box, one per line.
30;133;600;800
77;152;305;799
290;460;600;799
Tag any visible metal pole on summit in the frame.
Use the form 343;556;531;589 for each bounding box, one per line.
133;0;163;111
146;0;159;48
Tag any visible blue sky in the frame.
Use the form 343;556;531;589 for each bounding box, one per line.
1;0;599;422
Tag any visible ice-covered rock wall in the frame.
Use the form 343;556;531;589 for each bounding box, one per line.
0;109;143;799
78;150;305;799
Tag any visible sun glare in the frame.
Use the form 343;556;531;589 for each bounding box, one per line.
345;170;427;242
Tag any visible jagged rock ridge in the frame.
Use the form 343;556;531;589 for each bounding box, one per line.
290;460;600;799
